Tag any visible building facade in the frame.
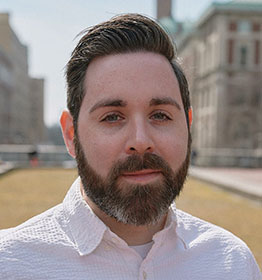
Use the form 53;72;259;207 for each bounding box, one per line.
0;47;13;143
157;0;172;20
0;13;45;144
165;1;262;167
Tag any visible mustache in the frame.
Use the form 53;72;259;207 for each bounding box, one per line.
109;153;173;179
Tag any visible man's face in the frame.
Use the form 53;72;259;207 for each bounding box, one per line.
74;52;190;225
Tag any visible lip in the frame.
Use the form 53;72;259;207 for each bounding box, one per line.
122;169;161;176
121;169;162;184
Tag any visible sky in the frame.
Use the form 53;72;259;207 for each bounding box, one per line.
0;0;229;126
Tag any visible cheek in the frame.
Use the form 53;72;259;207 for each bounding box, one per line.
158;128;189;170
79;130;123;177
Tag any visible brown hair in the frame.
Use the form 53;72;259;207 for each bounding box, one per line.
66;13;191;131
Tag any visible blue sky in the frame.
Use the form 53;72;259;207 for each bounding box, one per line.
0;0;228;126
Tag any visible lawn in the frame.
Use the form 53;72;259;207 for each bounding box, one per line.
0;168;261;269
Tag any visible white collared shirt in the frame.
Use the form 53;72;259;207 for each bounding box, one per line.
0;177;261;279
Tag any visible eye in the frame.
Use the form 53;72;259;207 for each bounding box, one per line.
101;113;124;123
151;111;172;122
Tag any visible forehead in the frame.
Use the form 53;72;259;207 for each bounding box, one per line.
82;51;182;109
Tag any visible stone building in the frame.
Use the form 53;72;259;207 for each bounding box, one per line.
158;0;262;167
28;78;45;144
157;0;172;20
0;13;45;144
0;47;13;143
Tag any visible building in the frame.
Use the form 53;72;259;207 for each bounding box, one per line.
157;0;172;20
28;78;45;144
0;13;45;144
158;0;262;167
0;47;13;143
157;0;191;41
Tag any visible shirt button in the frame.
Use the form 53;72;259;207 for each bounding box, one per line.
112;237;119;244
143;271;147;280
104;244;111;251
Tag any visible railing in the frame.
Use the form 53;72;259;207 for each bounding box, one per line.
193;148;262;167
0;144;75;167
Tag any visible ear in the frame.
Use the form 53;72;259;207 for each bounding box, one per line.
188;107;193;128
60;110;76;158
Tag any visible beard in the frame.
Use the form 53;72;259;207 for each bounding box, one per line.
74;136;191;226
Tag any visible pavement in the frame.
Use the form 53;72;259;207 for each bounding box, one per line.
0;162;261;201
0;162;16;175
189;166;262;202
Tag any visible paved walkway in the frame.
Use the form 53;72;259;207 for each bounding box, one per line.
0;162;16;175
189;166;262;201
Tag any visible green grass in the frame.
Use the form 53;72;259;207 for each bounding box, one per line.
0;168;261;269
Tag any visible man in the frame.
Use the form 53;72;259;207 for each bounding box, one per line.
0;14;261;279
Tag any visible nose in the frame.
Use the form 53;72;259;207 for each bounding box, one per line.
125;118;154;155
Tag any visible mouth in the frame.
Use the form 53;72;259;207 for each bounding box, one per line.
121;169;162;184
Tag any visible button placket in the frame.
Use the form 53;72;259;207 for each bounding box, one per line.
111;237;119;244
140;258;154;280
104;243;111;251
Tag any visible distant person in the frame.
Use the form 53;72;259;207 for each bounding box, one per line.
28;149;39;167
191;149;197;165
0;14;261;279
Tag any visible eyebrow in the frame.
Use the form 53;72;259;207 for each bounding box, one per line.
150;97;181;110
89;98;127;113
89;96;181;113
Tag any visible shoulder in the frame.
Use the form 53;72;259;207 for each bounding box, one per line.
176;209;249;250
0;204;63;240
0;204;71;272
0;203;69;245
176;210;261;278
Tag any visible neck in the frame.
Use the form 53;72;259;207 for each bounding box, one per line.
81;185;167;246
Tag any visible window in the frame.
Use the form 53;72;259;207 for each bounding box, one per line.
228;39;234;64
251;90;260;106
240;46;247;66
254;40;260;65
253;23;260;32
229;21;237;31
238;20;251;33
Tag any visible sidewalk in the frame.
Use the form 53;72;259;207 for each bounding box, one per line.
0;162;16;175
189;166;262;201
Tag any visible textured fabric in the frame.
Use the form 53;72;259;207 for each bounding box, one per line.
130;241;154;259
0;177;261;280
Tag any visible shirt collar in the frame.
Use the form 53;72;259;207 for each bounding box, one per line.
170;203;188;249
62;177;188;256
62;177;107;256
152;203;188;250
